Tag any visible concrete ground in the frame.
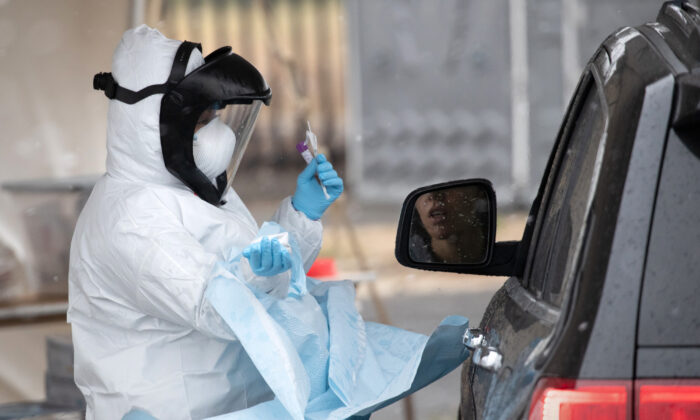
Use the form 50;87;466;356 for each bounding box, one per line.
0;194;527;420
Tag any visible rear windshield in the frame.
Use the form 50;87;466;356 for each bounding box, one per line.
638;129;700;346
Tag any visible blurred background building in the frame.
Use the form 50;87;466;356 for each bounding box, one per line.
0;0;669;418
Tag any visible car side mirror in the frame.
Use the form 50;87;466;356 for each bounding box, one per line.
395;179;520;276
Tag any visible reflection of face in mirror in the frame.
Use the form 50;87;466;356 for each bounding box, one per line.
409;185;490;264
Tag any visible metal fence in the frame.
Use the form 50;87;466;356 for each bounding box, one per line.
344;0;668;206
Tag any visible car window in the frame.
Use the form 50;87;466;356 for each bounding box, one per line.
527;79;606;306
638;128;700;346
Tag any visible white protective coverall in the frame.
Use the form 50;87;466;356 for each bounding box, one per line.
67;25;322;420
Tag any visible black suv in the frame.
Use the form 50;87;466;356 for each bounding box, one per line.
395;2;700;419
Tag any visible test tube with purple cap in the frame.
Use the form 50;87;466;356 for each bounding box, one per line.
297;122;330;199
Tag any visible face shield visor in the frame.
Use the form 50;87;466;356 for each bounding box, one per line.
93;41;271;206
193;100;263;196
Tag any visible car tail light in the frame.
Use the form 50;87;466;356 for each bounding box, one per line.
528;378;631;420
637;380;700;420
528;378;700;419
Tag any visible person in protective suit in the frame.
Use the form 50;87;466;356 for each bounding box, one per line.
68;25;343;419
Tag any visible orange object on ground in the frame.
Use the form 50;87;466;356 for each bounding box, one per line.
306;257;338;279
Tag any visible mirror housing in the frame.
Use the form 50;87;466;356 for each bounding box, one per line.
395;179;520;276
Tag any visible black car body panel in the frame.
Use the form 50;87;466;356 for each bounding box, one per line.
458;2;700;419
638;127;700;348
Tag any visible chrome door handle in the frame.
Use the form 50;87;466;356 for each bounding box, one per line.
463;328;502;372
463;328;487;350
472;346;503;372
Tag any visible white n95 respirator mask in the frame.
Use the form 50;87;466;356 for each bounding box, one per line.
193;117;237;182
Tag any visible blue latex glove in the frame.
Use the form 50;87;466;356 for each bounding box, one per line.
292;154;344;220
242;237;292;277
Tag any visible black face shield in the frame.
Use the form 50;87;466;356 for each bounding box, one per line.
93;41;272;205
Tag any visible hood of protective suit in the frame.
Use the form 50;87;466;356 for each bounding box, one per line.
106;25;204;186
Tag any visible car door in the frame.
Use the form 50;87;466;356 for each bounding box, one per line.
461;56;610;420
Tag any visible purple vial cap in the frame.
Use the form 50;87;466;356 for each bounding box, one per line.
296;142;308;153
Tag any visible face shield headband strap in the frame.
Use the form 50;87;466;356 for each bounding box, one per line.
92;41;202;104
216;173;228;196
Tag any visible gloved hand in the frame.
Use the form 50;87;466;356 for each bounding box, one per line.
292;154;344;220
242;236;292;277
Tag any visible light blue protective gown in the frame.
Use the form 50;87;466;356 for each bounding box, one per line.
202;222;470;420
